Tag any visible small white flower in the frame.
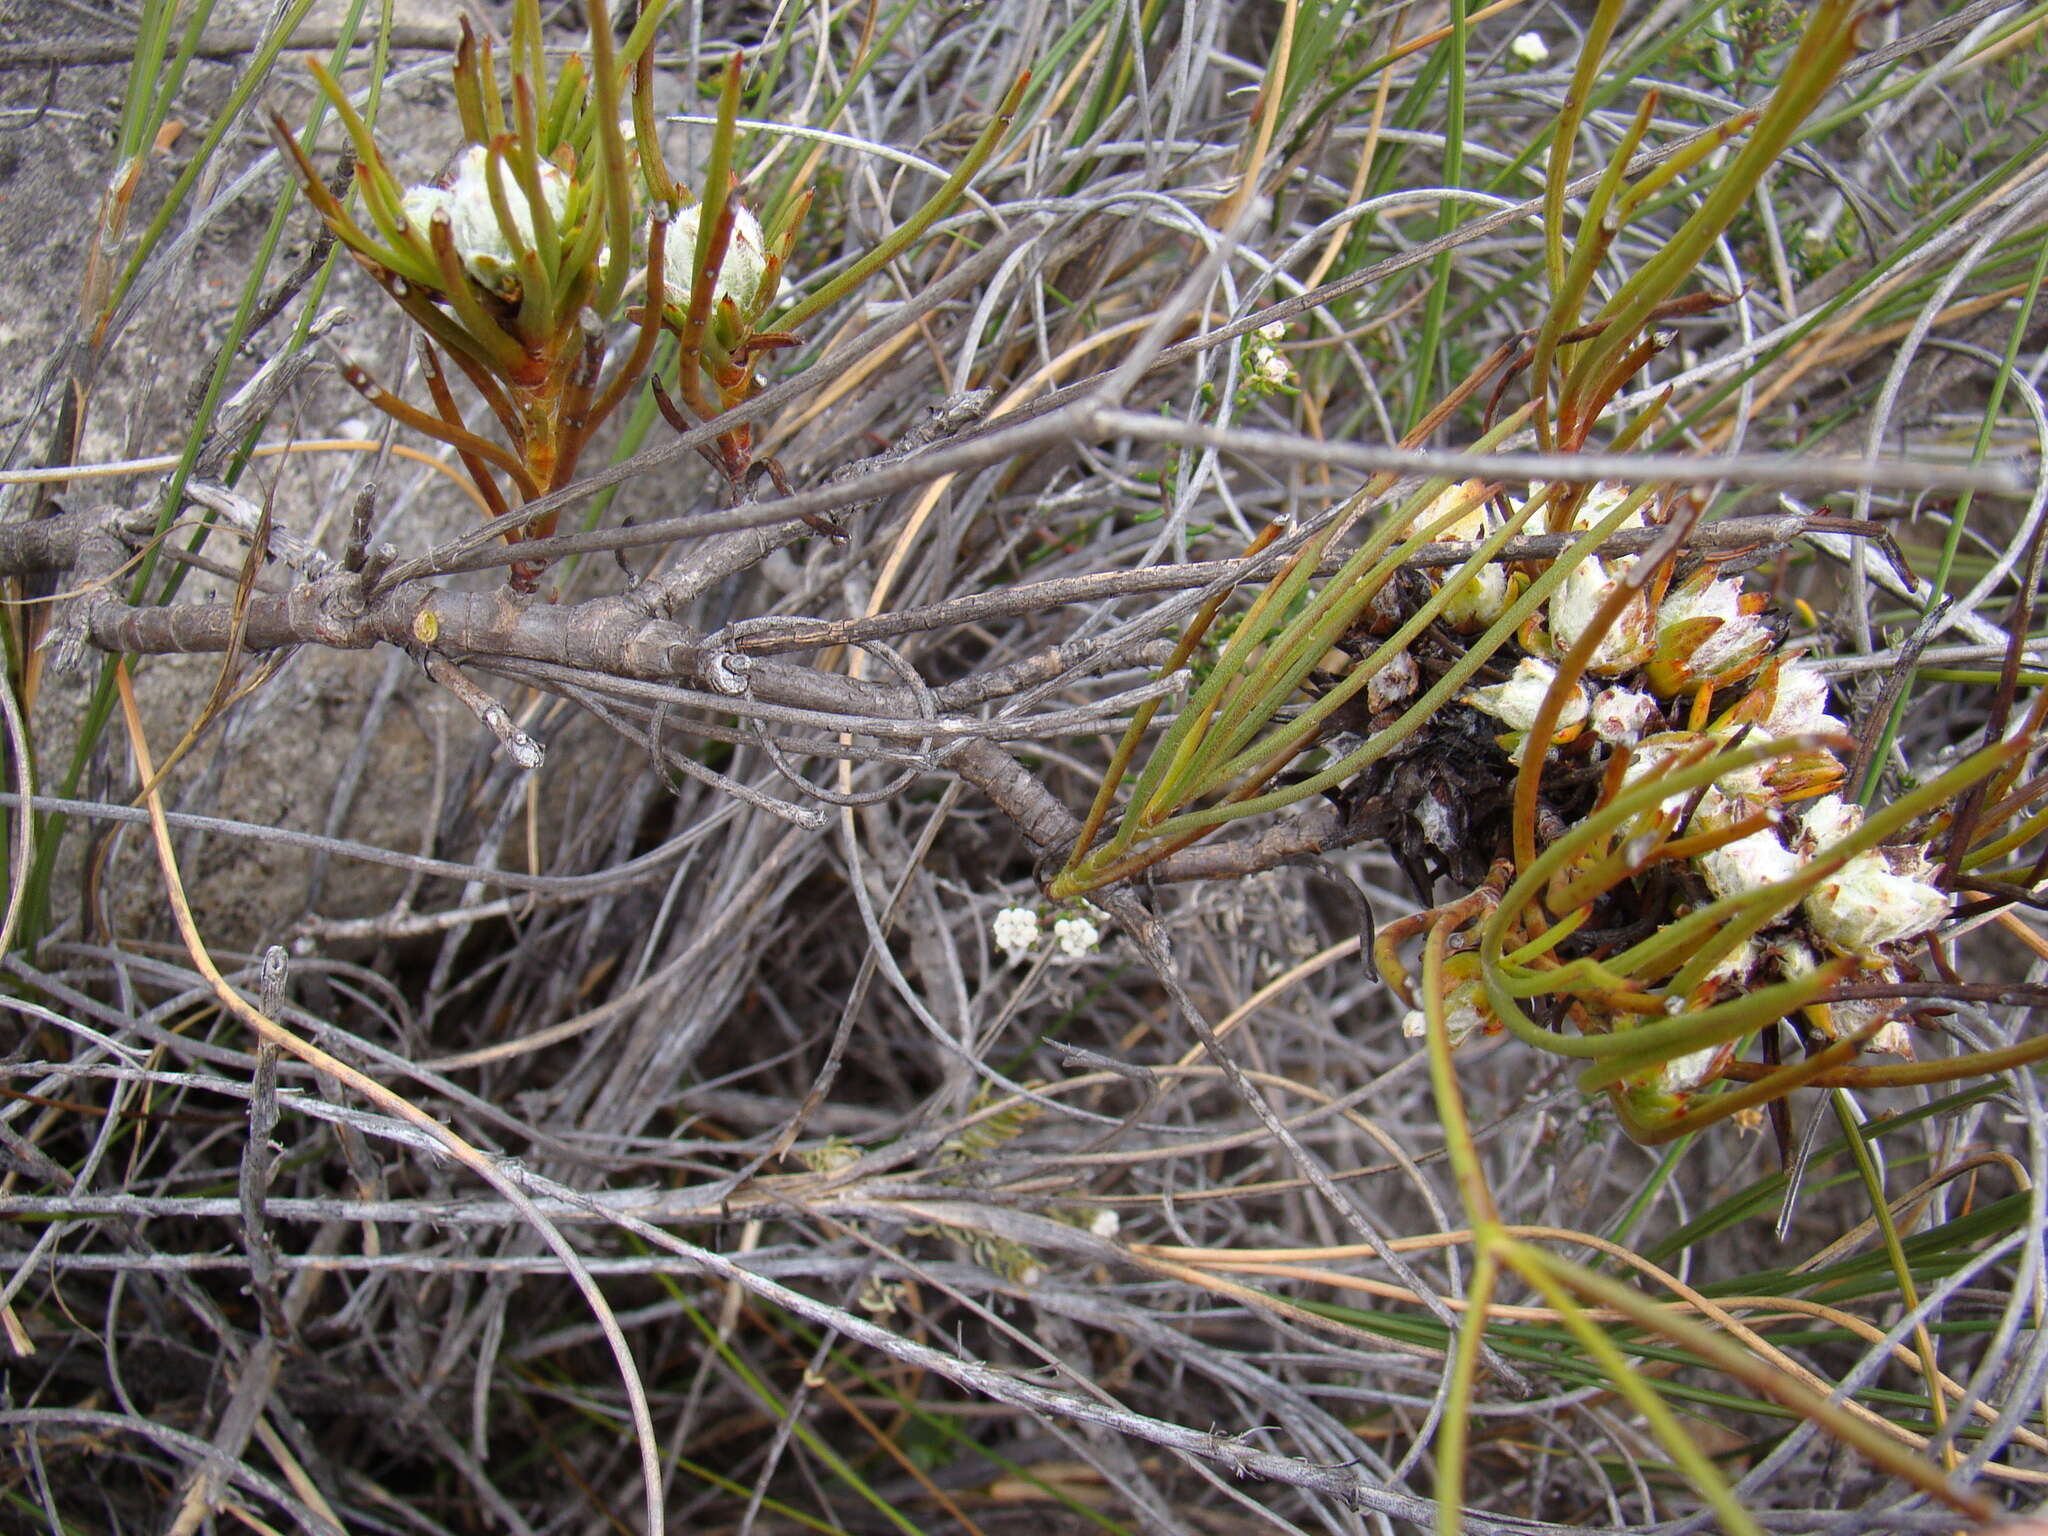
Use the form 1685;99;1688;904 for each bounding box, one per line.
1547;556;1652;674
1463;657;1589;737
1366;649;1420;713
1441;564;1510;631
1792;793;1863;860
1698;827;1800;901
1510;31;1549;65
1651;573;1773;691
992;905;1040;962
1591;686;1657;746
446;145;570;294
1088;1208;1121;1239
1564;482;1645;534
1417;479;1493;543
1763;662;1844;740
1052;915;1101;959
1658;574;1744;632
1254;346;1294;386
664;199;776;315
1399;982;1490;1046
1804;845;1951;957
1244;332;1294;390
1258;320;1287;342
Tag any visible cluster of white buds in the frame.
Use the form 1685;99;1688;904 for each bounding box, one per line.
397;141;791;325
1510;31;1549;66
1610;692;1950;961
1627;720;1948;1101
992;904;1105;963
992;906;1039;962
1243;321;1295;394
1444;483;1795;764
1384;477;1960;1102
403;146;572;298
1053;914;1102;958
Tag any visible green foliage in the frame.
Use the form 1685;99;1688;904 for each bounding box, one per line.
277;0;1024;585
276;0;678;585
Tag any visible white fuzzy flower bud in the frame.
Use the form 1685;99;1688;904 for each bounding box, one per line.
664;200;775;316
1366;650;1420;713
1698;828;1800;902
1416;486;1511;629
1688;780;1769;836
1441;565;1510;631
1659;574;1743;632
1617;739;1768;839
1547;557;1653;675
1463;657;1588;738
1650;573;1774;693
1792;794;1863;861
1655;1044;1725;1094
1703;937;1757;991
1510;31;1549;65
1763;662;1843;740
1052;915;1101;958
992;906;1039;961
1804;845;1952;957
400;183;452;237
1619;731;1713;821
1591;686;1657;746
1775;937;1820;975
1565;482;1644;534
1803;964;1911;1048
447;145;570;294
1417;480;1492;543
1088;1208;1121;1239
